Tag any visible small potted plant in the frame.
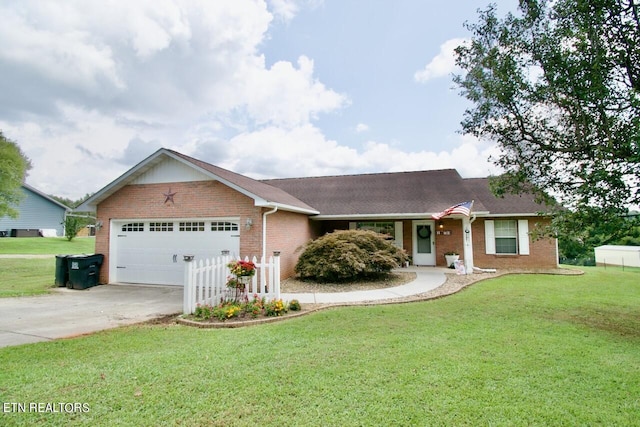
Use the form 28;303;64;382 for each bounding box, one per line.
444;251;459;268
226;260;257;301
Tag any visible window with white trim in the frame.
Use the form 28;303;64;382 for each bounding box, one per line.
211;221;239;232
484;219;530;255
149;222;174;232
122;222;144;232
179;221;205;232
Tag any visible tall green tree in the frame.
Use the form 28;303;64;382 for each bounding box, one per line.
455;0;640;243
0;131;31;218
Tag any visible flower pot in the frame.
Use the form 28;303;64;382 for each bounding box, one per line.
238;275;252;285
445;254;459;267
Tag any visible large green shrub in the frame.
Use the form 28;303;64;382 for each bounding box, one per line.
295;230;408;283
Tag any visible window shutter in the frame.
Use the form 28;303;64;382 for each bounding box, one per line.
394;221;403;248
485;220;496;255
518;219;530;255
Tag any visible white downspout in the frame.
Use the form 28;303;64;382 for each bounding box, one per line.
262;206;278;261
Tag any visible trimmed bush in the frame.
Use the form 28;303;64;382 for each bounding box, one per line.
295;230;408;283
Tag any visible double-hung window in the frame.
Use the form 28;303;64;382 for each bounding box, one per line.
494;220;518;254
485;219;530;255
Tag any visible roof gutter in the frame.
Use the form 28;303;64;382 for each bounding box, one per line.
255;200;318;215
311;212;492;220
262;206;278;260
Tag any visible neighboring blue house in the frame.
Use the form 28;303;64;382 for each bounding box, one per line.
0;184;70;237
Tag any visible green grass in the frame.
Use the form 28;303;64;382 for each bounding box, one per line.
0;238;95;297
0;267;638;426
0;259;57;297
0;237;95;255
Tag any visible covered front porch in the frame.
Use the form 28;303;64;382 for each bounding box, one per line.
312;216;476;274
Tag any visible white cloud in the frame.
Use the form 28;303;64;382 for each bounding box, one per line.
216;125;361;178
355;123;369;133
358;134;501;178
0;5;124;93
414;38;468;83
194;126;500;183
0;1;499;202
2;105;138;198
267;0;299;22
0;0;354;198
241;55;349;127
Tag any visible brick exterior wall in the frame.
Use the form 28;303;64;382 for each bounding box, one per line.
470;217;558;269
265;209;315;278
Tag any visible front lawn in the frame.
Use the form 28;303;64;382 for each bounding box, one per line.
0;268;638;426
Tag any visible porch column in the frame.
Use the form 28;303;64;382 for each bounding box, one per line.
462;217;474;275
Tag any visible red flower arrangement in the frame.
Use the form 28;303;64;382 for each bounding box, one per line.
227;260;256;277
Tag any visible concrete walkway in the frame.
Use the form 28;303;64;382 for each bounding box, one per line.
281;267;447;304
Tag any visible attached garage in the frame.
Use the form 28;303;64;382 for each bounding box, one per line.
110;218;240;286
76;149;318;286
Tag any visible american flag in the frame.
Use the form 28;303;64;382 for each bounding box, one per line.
431;201;473;220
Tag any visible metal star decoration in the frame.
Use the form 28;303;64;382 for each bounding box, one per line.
163;188;177;204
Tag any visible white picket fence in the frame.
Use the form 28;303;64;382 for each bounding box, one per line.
183;253;281;314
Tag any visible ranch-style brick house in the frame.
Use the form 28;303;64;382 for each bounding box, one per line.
77;148;558;286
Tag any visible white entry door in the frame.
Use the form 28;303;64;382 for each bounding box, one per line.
413;220;435;266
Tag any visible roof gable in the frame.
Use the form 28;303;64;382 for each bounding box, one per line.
23;184;70;211
76;149;318;214
132;156;211;184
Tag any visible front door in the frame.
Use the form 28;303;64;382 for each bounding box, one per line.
413;220;435;265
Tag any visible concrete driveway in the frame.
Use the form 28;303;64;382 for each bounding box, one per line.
0;284;182;348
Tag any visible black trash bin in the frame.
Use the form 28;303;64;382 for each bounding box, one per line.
67;254;104;290
55;255;70;287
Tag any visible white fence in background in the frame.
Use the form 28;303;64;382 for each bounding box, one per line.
183;253;281;314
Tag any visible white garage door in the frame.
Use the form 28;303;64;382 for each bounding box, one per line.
113;219;240;286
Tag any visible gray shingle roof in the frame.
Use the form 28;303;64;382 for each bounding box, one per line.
77;147;548;217
264;171;550;217
263;169;484;217
462;177;550;215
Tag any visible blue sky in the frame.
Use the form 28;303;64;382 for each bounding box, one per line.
0;0;518;200
263;1;494;152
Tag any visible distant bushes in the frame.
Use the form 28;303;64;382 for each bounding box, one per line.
295;230;408;283
559;256;596;266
